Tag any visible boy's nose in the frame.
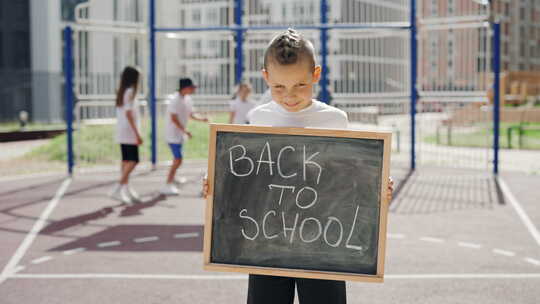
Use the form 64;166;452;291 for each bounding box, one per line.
284;91;296;100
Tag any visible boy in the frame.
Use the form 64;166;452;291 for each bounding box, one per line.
162;78;208;196
204;29;393;303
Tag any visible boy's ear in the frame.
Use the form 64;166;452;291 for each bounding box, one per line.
261;69;269;84
312;65;322;83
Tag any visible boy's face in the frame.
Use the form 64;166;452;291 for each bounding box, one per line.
262;61;321;112
180;86;196;95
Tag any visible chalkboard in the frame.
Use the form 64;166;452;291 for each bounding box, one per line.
203;124;391;282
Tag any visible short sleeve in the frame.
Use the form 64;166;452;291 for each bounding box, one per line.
123;88;135;110
167;95;178;114
229;99;238;112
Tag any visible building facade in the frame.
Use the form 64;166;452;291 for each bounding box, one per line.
3;0;538;122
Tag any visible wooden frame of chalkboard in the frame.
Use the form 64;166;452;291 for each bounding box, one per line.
204;124;391;282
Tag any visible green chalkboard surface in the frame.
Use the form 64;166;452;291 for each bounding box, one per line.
203;124;391;282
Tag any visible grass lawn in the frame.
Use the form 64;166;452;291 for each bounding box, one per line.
424;122;540;150
25;113;229;165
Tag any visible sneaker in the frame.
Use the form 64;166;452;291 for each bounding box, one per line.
108;183;121;198
110;185;134;205
160;183;179;196
127;186;141;203
174;177;187;186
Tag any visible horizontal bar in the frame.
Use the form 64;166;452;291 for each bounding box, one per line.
419;15;489;25
155;23;411;33
418;21;489;31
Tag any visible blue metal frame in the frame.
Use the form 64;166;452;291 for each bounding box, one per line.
319;0;330;104
149;0;415;170
234;0;244;84
409;0;417;171
154;24;411;32
149;0;157;166
492;22;501;175
63;26;75;175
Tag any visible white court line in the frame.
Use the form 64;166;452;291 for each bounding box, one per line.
0;178;71;285
524;258;540;266
13;266;25;274
31;256;53;264
497;177;540;247
492;249;516;257
133;236;159;243
63;248;86;255
458;242;482;249
387;233;405;239
173;232;200;239
97;241;121;248
420;237;445;243
8;273;540;280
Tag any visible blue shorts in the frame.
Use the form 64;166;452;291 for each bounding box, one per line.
168;143;183;159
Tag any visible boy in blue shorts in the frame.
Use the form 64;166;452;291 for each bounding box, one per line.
162;78;208;195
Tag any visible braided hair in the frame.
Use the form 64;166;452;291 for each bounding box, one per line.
263;28;316;70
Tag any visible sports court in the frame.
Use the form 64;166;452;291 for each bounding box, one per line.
1;0;540;303
0;161;539;303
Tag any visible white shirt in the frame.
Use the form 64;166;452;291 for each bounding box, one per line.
115;88;140;144
229;97;257;124
248;100;348;129
166;92;193;144
256;89;273;106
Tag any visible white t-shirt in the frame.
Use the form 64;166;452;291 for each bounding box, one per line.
229;97;257;124
256;89;273;106
115;88;140;144
166;92;193;144
248;100;348;129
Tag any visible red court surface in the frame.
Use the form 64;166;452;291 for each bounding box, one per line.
1;162;539;303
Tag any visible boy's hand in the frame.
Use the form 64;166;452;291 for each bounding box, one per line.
136;135;143;146
202;176;209;198
186;131;193;139
387;177;394;205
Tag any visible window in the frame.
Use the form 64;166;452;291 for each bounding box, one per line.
192;9;201;25
179;9;185;26
207;8;217;25
61;0;88;21
13;31;30;68
0;32;3;68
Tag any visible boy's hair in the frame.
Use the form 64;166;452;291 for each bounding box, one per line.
263;28;316;70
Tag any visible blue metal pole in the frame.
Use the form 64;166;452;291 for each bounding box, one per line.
234;0;243;84
320;0;330;104
410;0;417;171
149;0;157;167
492;22;501;175
63;26;74;176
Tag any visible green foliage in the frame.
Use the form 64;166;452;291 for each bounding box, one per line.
25;113;229;164
424;122;540;150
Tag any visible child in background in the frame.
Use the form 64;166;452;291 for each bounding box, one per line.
204;28;394;304
161;78;208;196
109;66;143;205
229;82;256;124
